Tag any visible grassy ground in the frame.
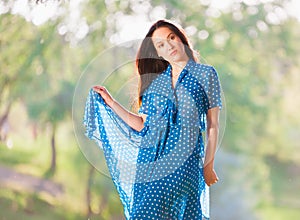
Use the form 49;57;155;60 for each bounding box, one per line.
0;189;84;220
259;204;300;220
1;122;299;220
0;122;123;219
258;156;300;220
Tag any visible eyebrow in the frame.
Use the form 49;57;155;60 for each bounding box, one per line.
154;32;174;45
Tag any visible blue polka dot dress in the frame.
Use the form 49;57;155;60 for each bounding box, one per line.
84;59;222;220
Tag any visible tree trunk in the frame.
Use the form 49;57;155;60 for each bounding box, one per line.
86;166;95;219
0;102;12;142
49;124;56;174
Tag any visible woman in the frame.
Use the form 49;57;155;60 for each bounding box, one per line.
84;19;222;219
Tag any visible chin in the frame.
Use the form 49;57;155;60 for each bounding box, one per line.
171;57;185;63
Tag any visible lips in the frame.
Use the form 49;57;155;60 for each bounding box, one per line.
170;50;177;56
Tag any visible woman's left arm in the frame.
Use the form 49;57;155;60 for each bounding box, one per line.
203;106;220;186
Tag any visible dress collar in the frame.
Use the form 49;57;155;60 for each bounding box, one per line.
163;59;195;77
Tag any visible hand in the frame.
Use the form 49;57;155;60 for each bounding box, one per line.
93;86;115;107
203;164;219;187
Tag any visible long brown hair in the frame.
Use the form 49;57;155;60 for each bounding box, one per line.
136;19;198;105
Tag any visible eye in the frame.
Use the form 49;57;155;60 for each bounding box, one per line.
158;43;164;48
170;34;176;40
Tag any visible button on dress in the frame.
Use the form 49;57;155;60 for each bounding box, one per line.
84;59;222;220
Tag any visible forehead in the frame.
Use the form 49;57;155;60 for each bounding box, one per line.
152;27;173;41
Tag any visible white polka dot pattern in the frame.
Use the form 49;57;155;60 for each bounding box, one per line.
83;59;222;219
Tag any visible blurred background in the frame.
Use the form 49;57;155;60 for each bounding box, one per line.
1;0;300;219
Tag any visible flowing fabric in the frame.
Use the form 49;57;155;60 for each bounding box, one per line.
83;60;222;219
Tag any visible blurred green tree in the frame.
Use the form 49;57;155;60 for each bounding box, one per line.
1;0;299;219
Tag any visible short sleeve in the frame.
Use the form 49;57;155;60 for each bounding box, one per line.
206;67;222;109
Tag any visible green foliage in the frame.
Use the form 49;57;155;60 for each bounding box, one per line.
1;0;300;219
48;80;75;123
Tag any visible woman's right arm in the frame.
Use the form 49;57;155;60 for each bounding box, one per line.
93;86;146;132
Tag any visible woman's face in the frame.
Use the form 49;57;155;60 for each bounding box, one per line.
152;27;188;64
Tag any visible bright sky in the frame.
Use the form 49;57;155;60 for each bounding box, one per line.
1;0;299;44
111;0;300;43
211;0;300;20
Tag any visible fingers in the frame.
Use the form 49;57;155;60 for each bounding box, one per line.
206;178;218;187
93;85;105;93
204;169;219;187
211;178;219;186
93;86;106;99
92;85;114;107
93;86;109;97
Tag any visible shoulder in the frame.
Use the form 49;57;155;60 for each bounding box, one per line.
192;61;215;73
187;60;217;78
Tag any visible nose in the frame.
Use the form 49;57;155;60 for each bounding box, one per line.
166;40;174;50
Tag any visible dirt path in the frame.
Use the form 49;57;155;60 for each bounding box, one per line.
0;165;63;197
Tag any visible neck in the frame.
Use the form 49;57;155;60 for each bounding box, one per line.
170;58;189;76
